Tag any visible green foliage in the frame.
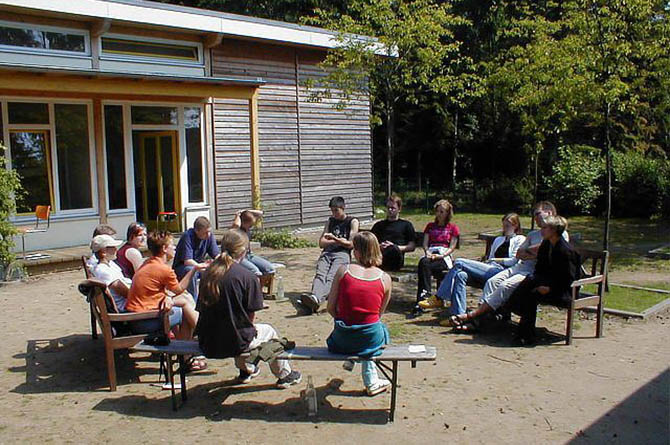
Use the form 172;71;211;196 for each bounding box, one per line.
612;151;670;218
251;230;316;249
477;177;534;214
546;146;603;215
0;144;23;268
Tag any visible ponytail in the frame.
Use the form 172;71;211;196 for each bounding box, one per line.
198;253;235;306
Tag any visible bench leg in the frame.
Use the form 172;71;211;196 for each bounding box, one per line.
376;361;399;422
166;354;177;411
179;355;188;403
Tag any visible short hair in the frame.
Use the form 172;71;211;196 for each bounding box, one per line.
329;196;346;209
353;232;382;267
502;213;522;234
126;222;146;241
92;224;116;237
433;199;454;224
147;231;173;256
544;215;568;236
535;201;557;215
194;216;211;231
240;210;256;226
221;229;248;259
387;193;402;209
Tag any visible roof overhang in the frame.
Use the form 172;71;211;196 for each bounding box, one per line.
0;0;387;55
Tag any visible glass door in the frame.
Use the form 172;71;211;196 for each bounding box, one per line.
133;131;181;232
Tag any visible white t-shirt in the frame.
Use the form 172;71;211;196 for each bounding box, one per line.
92;261;130;312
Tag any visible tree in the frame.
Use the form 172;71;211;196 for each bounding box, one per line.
305;0;479;197
0;144;24;274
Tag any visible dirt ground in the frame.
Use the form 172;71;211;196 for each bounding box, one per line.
0;245;668;444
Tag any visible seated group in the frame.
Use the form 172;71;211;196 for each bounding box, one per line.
85;194;579;396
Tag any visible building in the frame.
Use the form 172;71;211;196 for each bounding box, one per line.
0;0;375;251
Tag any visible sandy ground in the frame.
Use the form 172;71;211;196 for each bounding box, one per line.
0;245;668;444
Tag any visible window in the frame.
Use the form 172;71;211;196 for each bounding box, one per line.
104;105;127;210
0;22;87;54
101;36;199;63
55;104;92;210
184;107;204;202
8;102;49;124
9;130;52;214
132;106;178;125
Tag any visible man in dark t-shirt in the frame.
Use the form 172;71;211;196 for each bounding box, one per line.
371;194;416;271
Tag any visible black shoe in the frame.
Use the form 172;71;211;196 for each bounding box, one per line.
512;334;537;347
276;370;302;389
237;365;261;384
301;293;320;314
408;304;424;319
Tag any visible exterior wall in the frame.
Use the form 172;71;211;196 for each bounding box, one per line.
211;39;373;229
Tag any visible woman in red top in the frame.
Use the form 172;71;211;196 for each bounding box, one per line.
115;222;147;278
413;199;460;316
326;232;393;396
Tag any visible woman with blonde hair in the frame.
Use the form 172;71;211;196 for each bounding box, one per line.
196;229;302;388
326;231;393;396
413;199;460;316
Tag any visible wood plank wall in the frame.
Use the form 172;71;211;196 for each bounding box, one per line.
211;40;373;229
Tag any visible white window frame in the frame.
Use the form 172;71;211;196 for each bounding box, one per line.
2;97;98;220
99;33;203;67
0;20;91;58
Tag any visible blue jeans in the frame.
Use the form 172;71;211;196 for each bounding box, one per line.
436;258;505;315
240;254;275;276
174;264;200;304
130;307;182;334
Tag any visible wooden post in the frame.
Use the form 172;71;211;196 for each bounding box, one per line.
93;98;107;223
248;90;261;210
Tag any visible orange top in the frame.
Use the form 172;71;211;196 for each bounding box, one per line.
126;257;180;312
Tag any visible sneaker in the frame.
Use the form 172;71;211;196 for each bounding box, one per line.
418;295;442;309
408;304;424;318
301;293;320;314
276;370;302;389
366;379;391;396
237;365;261;384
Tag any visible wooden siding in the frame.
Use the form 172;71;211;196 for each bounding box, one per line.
211;40;373;229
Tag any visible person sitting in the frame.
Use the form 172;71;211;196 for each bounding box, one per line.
419;213;525;316
115;222;147;279
326;232;393;396
196;229;302;388
89;234;130;312
507;216;580;345
298;196;359;314
413;199;460;316
370;193;416;271
86;224;118;271
172;216;219;304
126;231;205;368
231;209;276;276
448;202;570;331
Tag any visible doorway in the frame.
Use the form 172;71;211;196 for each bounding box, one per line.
133;131;181;232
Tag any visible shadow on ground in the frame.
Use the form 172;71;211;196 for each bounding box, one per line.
568;368;669;444
93;378;389;424
9;334;164;394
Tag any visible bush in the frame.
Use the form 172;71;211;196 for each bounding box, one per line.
251;230;316;249
0;143;23;273
477;176;534;214
612;151;670;217
546;145;603;215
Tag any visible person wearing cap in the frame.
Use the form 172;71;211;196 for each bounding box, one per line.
90;234;130;312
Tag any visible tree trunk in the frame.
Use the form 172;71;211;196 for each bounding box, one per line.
603;102;612;252
451;111;459;191
532;142;540;230
417;150;422;192
385;97;394;198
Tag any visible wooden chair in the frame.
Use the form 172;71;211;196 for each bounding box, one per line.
78;278;169;391
15;205;51;259
564;248;609;345
81;256;98;339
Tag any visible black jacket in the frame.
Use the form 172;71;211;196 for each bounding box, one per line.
533;237;582;303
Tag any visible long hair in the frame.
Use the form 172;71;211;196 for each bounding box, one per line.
433;199;454;225
502;213;522;234
198;229;248;306
353;232;382;267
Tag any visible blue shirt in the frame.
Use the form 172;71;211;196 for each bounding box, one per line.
173;228;220;270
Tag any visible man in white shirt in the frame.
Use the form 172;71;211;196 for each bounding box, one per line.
90;234;131;312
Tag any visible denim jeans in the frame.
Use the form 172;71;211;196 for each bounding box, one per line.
361;360;380;387
240;254;275;276
436;258;505;315
130;307;182;334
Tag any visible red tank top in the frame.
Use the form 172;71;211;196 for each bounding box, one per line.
336;266;385;326
115;243;135;279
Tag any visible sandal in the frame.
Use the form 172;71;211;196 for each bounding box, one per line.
184;355;208;373
454;322;478;333
439;313;468;328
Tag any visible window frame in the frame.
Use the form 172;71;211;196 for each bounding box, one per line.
0;19;91;57
2;98;98;219
99;33;203;67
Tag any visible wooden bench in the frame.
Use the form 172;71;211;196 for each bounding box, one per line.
131;340;437;421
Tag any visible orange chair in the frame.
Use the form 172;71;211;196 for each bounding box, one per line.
15;205;51;259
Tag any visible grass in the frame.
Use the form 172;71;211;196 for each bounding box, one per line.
584;284;669;313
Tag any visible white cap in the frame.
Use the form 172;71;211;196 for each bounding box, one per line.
90;234;123;253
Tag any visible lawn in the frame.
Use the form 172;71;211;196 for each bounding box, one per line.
378;207;670;313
